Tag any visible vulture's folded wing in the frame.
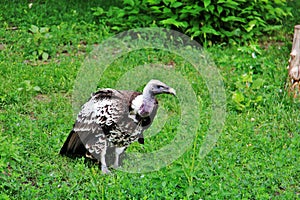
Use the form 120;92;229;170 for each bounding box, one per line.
60;89;151;159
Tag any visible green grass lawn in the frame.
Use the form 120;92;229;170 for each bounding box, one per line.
1;1;299;199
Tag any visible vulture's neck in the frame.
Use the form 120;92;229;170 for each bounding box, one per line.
139;91;156;117
131;89;155;118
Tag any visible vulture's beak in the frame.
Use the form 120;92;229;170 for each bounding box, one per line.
168;87;176;96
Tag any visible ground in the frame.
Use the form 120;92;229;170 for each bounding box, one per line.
0;1;299;199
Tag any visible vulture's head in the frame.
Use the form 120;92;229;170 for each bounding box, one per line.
137;79;176;117
143;79;176;97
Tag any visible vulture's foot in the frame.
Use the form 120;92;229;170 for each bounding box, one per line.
101;165;111;174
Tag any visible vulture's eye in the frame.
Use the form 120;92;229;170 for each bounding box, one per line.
157;85;164;89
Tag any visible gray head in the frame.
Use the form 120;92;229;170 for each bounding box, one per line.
143;79;176;98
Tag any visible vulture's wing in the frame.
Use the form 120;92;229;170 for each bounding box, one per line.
60;89;157;160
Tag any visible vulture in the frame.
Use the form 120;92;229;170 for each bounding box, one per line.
60;79;176;173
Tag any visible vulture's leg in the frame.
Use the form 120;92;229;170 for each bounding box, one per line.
113;146;126;168
100;143;110;174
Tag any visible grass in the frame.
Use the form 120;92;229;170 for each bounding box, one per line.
1;0;299;199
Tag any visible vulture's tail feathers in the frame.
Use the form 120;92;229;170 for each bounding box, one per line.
60;130;86;157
